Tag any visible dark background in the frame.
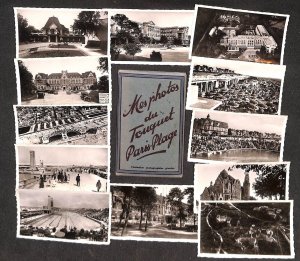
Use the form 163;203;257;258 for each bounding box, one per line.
0;0;299;260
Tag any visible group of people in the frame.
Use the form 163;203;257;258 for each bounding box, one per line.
38;170;73;189
20;224;108;242
191;134;281;155
53;170;70;183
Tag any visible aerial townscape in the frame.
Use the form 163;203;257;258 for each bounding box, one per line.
192;7;287;64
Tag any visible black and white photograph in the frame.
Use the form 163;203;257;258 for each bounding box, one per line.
16;57;109;105
187;57;285;114
17;189;110;244
15;105;108;145
198;201;294;258
188;110;287;163
111;184;197;242
191;5;289;64
15;8;108;58
17;145;108;192
194;163;289;212
110;10;193;62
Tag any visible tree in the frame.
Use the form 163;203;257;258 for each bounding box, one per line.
173;37;182;46
73;11;102;38
133;187;157;231
97;57;108;73
229;164;287;199
112;186;134;236
111;14;141;44
18;61;36;99
18;14;38;42
139;35;151;44
90;75;108;93
184;188;197;230
111;45;121;60
166;187;187;228
258;45;267;57
123;43;141;60
160;35;169;45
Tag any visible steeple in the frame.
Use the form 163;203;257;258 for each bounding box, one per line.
242;172;250;200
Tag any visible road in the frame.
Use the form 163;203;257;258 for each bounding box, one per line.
119;46;190;62
25;211;100;230
22;91;95;105
29;172;107;192
19;43;106;58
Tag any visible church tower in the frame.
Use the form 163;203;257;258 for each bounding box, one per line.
242;172;250;200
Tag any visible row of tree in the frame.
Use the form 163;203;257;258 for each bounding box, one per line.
229;164;287;200
112;186;196;236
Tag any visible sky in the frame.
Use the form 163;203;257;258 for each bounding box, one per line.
192;57;286;79
17;8;107;30
147;185;190;204
20;57;107;78
19;189;109;209
193;110;287;135
18;146;107;166
194;163;257;199
110;10;194;34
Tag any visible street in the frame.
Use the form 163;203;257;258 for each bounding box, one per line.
22;91;96;105
29;172;107;192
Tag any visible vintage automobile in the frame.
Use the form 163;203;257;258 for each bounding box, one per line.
37;92;45;99
80;90;99;103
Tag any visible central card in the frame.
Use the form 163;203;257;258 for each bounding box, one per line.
116;70;186;177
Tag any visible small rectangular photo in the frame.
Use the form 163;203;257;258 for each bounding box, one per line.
194;162;290;213
188;110;287;163
191;5;289;65
17;189;110;244
198;201;294;258
17;145;108;192
15;105;108;145
16;57;109;105
111;184;197;242
110;10;194;62
15;8;108;58
187;57;285;114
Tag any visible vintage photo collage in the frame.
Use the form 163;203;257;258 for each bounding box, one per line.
13;5;294;258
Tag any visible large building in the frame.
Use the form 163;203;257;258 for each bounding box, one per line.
111;20;190;45
219;24;277;53
160;26;189;45
31;16;84;43
29;150;35;169
35;70;97;91
192;72;247;97
112;190;187;224
141;21;161;41
193;114;228;136
201;169;250;200
42;195;54;214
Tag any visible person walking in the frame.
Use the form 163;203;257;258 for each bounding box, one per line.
39;175;44;188
76;174;80;187
96;180;101;192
